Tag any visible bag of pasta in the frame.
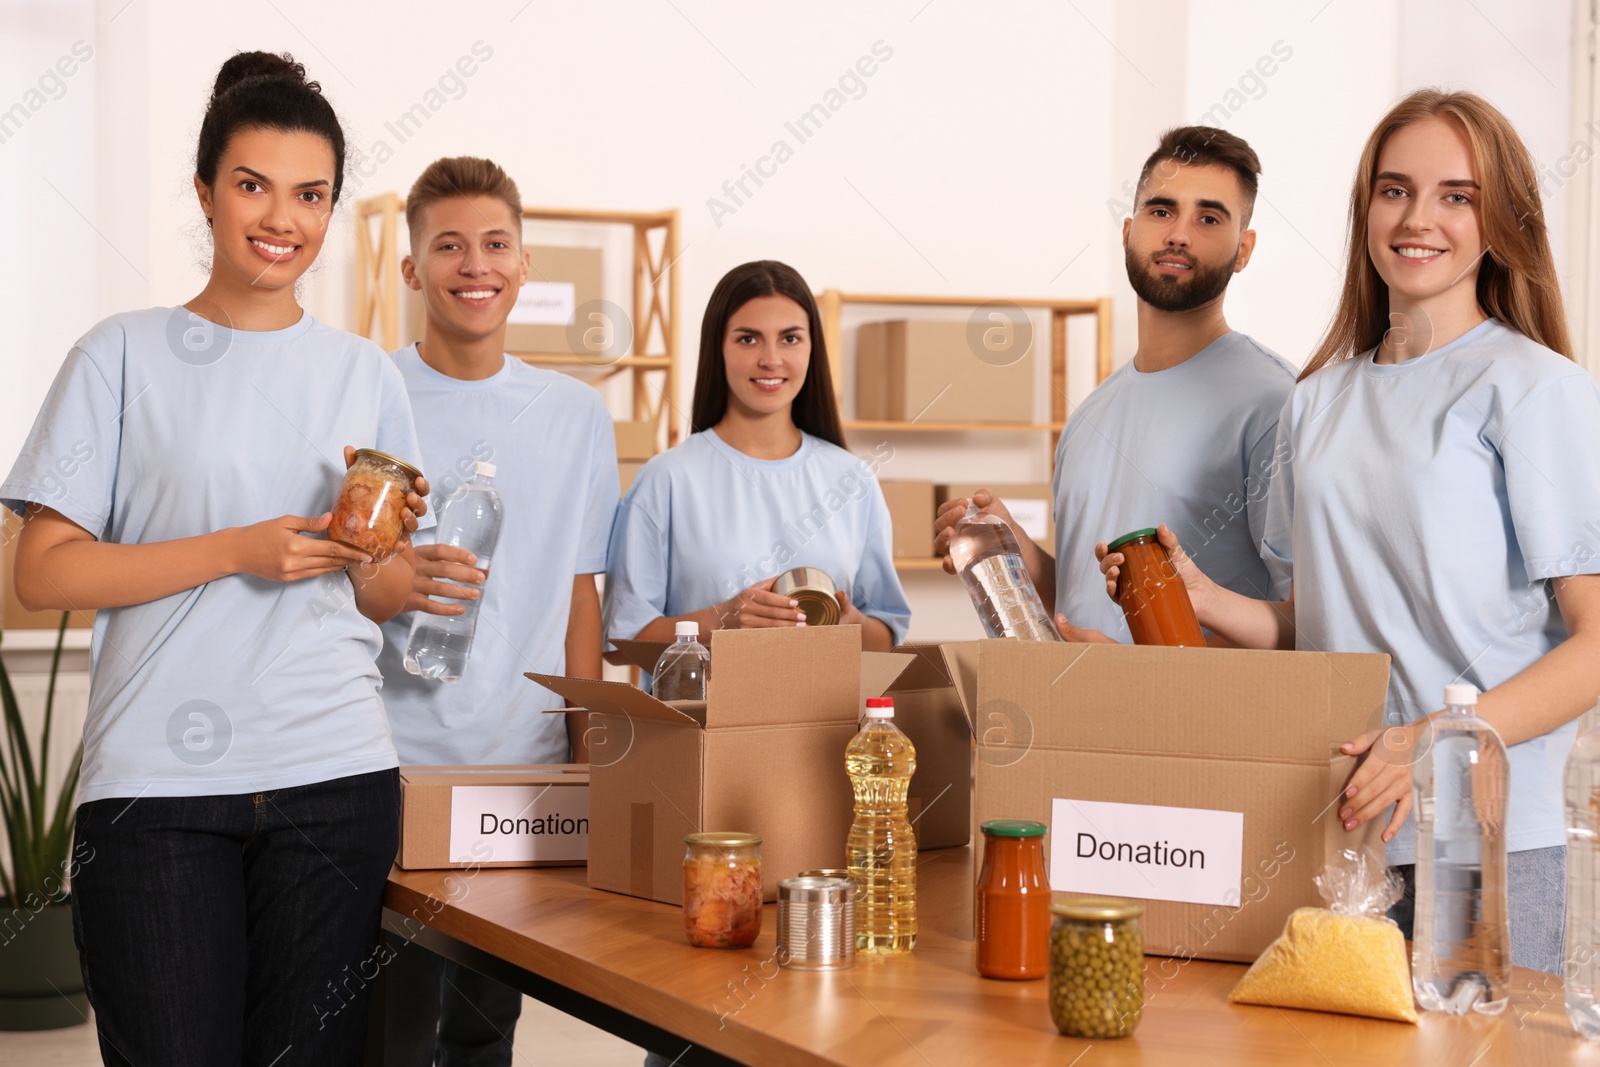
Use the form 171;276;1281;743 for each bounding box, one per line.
1229;848;1416;1023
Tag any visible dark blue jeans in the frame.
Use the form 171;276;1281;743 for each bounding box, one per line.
70;768;400;1067
378;930;523;1067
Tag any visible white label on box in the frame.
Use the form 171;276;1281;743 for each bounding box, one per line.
1008;498;1050;542
449;784;589;863
507;281;576;326
1050;798;1242;907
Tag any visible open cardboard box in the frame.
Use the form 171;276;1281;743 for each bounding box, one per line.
940;640;1391;963
882;644;973;850
529;626;914;904
398;764;590;870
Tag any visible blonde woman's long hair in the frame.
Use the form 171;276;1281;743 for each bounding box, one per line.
1300;89;1570;381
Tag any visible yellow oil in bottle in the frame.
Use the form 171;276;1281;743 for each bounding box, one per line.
846;699;917;954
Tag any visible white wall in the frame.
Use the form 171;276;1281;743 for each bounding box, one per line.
3;0;1586;642
0;0;98;491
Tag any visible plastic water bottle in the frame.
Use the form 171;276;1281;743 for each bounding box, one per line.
403;462;503;682
847;696;917;954
1412;683;1511;1015
1566;706;1600;1039
652;621;709;701
948;502;1062;641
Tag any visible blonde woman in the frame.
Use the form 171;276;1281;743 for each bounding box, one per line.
1100;90;1600;974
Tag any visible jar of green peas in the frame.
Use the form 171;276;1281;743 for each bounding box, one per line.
1047;897;1145;1038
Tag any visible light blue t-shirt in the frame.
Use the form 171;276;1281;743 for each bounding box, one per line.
604;429;912;646
1053;331;1295;639
0;308;428;804
376;347;619;766
1262;319;1600;862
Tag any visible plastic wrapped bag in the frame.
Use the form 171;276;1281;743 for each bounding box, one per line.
1229;849;1417;1023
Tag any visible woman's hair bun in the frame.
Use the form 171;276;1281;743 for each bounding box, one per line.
211;51;318;102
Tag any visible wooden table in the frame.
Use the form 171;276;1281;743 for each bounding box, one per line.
380;847;1590;1065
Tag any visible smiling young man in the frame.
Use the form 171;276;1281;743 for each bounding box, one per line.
935;126;1295;642
372;156;620;1067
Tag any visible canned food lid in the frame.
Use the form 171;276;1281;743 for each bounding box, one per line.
777;876;855;902
1106;528;1159;552
684;831;762;848
1050;896;1144;921
354;447;424;483
797;869;853;880
981;819;1047;838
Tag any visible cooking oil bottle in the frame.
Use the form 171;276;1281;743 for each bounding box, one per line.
846;696;917;954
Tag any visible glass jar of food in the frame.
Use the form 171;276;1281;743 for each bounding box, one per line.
1048;897;1145;1038
975;820;1051;979
329;448;422;560
683;832;763;948
1107;529;1205;647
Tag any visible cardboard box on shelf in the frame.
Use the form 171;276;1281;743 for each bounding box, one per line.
618;460;645;497
879;480;937;559
855;319;1034;424
936;483;1054;547
613;420;657;461
404;245;603;355
941;640;1390;963
529;627;913;904
881;644;971;850
397;765;590;870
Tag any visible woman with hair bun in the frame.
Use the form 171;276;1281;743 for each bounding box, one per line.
2;52;427;1064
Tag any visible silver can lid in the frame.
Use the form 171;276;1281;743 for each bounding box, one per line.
778;875;855;903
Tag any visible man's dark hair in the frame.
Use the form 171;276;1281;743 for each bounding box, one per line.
1136;126;1261;224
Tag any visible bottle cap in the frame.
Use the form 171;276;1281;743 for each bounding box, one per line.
865;696;894;718
675;621;699;638
1443;683;1478;707
474;461;497;478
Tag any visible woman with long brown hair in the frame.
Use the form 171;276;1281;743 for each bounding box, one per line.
1100;90;1600;975
603;260;909;653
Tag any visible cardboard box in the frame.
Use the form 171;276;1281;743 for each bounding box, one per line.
879;480;936;559
881;644;971;850
936;483;1054;546
404;245;603;355
942;641;1390;963
618;460;644;497
2;516;94;631
613;420;657;461
529;628;913;904
398;765;590;870
855;319;1033;424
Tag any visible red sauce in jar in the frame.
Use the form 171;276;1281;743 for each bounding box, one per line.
975;820;1051;979
1109;529;1205;648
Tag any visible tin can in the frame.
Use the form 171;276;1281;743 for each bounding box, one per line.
772;566;840;626
329;448;423;560
777;876;856;970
